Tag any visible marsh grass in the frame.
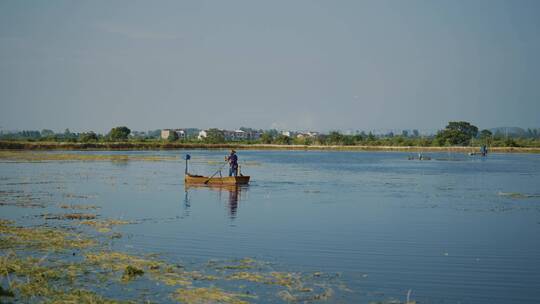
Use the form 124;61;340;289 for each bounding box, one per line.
80;219;132;233
0;218;346;303
0;219;94;251
59;204;100;210
42;213;97;220
0;151;178;162
172;287;254;304
497;191;540;199
0;190;46;208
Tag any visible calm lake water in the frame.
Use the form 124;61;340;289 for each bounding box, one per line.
2;150;540;303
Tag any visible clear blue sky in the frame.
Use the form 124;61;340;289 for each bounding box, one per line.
1;0;539;133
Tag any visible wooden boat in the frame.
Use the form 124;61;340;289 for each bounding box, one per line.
184;174;250;185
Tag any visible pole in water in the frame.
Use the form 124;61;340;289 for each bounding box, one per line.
184;154;191;175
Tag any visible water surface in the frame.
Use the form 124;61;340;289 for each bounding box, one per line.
1;150;540;303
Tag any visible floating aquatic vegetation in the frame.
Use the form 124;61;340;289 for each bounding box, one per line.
0;218;346;303
85;251;164;273
226;271;311;291
85;251;216;287
110;232;123;239
497;192;540;199
226;270;304;289
215;259;342;302
0;190;47;208
227;272;266;283
59;203;100;210
122;265;145;281
277;287;334;302
42;213;97;220
0;151;178;162
0;220;94;251
63;193;96;199
0;200;46;208
2;254;62;298
172;287;254;304
217;258;259;270
0;253;129;303
44;289;132;304
268;272;303;289
0;252;127;304
80;219;131;233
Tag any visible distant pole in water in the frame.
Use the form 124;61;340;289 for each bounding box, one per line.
184;154;191;175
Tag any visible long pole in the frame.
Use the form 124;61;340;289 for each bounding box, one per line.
204;161;228;184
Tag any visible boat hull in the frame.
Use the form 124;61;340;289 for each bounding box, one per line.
185;174;250;185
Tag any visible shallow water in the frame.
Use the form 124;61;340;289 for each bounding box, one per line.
1;150;540;303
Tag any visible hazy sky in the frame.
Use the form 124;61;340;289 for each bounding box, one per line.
1;0;539;133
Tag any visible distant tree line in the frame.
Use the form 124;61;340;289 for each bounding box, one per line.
1;122;540;147
0;127;143;143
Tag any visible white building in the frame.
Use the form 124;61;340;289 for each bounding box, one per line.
197;130;208;140
296;131;319;138
281;131;298;137
198;129;261;141
161;129;186;140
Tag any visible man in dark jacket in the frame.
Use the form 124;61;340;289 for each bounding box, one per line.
226;150;238;176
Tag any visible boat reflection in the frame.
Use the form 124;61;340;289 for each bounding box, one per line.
184;184;248;219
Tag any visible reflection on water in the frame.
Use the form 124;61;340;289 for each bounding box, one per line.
184;184;247;219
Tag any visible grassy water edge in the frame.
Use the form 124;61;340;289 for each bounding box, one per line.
0;217;354;303
1;140;539;153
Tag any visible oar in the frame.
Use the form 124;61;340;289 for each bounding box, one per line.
204;161;228;184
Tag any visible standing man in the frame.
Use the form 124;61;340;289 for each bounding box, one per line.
226;150;238;177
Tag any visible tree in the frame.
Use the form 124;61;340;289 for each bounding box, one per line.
108;126;131;141
435;121;478;146
447;121;478;138
80;132;98;143
479;129;492;139
479;129;493;146
20;130;41;139
327;131;344;145
260;132;273;144
353;133;364;143
167;131;179;142
274;134;291;145
204;128;225;144
41;129;54;137
401;130;409;137
412;129;419;137
62;128;79;142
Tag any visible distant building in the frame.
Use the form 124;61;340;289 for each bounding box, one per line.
197;130;208;140
161;129;186;140
198;129;261;141
281;131;298;137
229;129;261;141
249;130;262;140
296;131;319;138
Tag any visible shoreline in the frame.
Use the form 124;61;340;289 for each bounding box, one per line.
1;141;539;153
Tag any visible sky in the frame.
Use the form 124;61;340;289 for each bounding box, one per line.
1;0;539;133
